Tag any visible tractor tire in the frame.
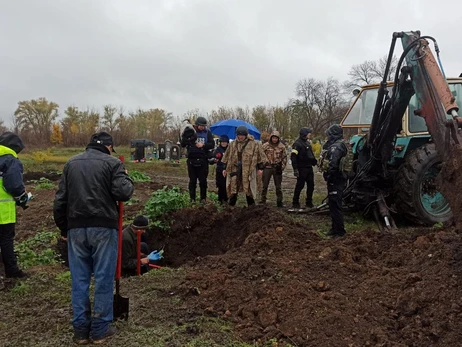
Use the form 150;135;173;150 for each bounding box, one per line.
394;143;452;225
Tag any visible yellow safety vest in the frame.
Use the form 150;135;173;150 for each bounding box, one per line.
0;145;18;224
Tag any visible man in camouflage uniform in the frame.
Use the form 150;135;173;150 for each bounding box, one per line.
260;131;287;207
322;124;348;238
222;126;267;206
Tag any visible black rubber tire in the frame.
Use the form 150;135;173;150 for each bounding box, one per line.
394;143;452;225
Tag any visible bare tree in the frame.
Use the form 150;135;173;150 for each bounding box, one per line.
347;60;377;88
371;55;398;81
289;78;347;137
345;55;398;92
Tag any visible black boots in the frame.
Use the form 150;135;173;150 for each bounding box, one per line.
246;196;255;206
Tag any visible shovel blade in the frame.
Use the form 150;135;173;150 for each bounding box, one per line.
113;294;129;321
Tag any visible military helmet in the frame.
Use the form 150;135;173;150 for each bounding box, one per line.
195;116;207;126
236;125;248;136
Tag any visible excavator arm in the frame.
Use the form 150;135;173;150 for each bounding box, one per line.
347;31;461;229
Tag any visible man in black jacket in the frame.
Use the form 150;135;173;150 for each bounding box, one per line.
180;117;215;203
209;134;229;204
323;124;347;238
0;132;30;279
122;215;150;276
53;131;134;345
291;128;317;208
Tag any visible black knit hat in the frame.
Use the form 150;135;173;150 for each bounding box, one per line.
132;215;149;229
90;131;116;152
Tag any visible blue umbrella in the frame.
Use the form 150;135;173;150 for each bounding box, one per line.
210;119;261;140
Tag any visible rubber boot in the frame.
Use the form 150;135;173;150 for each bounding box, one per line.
229;194;238;206
246;195;255;206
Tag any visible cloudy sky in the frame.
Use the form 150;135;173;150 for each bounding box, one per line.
1;0;461;125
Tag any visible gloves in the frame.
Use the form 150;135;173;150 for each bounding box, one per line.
293;169;299;177
15;192;31;210
148;250;164;261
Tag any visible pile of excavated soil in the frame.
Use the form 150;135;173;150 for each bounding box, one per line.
153;205;462;346
440;144;462;231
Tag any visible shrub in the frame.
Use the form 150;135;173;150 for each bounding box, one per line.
312;142;322;158
34;177;55;190
32;151;53;164
129;170;151;182
144;186;191;229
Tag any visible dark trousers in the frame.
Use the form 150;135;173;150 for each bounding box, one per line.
292;167;314;206
216;169;228;203
261;168;283;204
328;181;346;235
0;223;20;275
187;158;209;201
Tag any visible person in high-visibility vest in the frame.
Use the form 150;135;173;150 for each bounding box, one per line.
0;132;30;279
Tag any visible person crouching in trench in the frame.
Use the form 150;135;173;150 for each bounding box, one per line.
121;215;150;276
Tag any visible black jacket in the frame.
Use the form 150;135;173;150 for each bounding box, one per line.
291;138;317;170
324;136;347;184
181;127;214;159
213;145;227;171
122;225;138;275
53;144;134;237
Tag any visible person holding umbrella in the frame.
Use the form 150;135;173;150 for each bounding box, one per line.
222;126;267;206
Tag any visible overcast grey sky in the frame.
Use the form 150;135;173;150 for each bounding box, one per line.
1;0;461;125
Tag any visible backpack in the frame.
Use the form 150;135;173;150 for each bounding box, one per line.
319;139;353;173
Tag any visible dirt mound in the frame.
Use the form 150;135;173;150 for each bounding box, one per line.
172;217;462;346
440;144;462;231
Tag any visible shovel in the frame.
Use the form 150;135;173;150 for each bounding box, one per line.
136;230;142;276
113;155;129;320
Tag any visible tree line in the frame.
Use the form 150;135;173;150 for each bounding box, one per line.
2;56;395;147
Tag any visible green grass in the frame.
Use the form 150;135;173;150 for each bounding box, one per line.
18;146;189;177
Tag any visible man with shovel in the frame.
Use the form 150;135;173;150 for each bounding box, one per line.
54;132;134;345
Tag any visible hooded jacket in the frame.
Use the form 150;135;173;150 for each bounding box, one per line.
53;142;134;237
0;132;26;199
262;131;287;169
323;125;347;184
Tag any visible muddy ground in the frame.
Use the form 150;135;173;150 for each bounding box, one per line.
2;166;462;346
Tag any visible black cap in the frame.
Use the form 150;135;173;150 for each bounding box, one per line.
299;127;312;138
90;132;116;152
236;126;248;136
219;135;229;143
132;215;149;229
